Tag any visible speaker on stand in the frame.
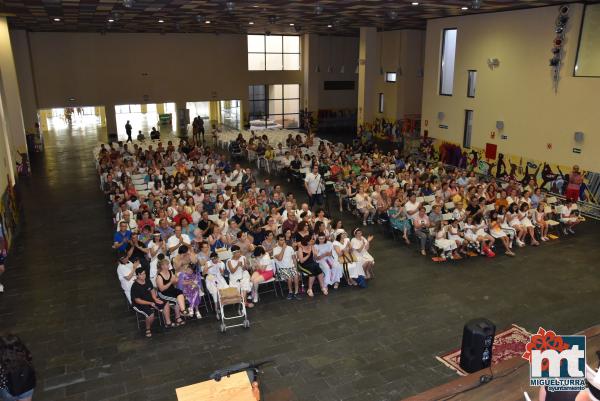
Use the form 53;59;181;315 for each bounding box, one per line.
459;318;496;373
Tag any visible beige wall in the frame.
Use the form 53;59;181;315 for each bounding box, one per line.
361;29;425;124
0;18;27;158
11;31;361;131
17;32;303;122
9;30;38;134
421;3;598;171
313;35;359;110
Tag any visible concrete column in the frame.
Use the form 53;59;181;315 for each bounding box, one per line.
156;103;165;115
39;109;50;131
0;79;15;188
9;30;38;135
303;34;320;114
0;17;28;160
357;27;378;127
104;105;117;137
174;101;189;137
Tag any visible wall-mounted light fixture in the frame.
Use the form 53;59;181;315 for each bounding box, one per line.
487;58;500;69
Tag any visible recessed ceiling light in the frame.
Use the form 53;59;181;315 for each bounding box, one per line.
53;18;61;22
108;19;114;23
411;2;419;5
205;20;211;24
249;21;254;25
461;6;469;10
158;19;164;23
289;23;294;26
327;24;332;28
253;4;259;7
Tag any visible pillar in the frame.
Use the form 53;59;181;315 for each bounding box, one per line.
0;17;28;166
174;101;189;137
357;27;378;127
303;34;320;115
105;105;117;136
9;30;38;136
96;106;106;127
156;103;165;115
38;109;50;131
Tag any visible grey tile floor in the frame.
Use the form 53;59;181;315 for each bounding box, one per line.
1;123;599;401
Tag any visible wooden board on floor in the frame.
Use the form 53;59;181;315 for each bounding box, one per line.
176;372;255;401
403;324;600;401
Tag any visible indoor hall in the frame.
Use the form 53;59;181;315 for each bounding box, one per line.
0;1;599;401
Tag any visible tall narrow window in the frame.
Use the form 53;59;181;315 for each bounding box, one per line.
378;93;384;113
467;70;477;98
463;110;473;148
440;28;457;96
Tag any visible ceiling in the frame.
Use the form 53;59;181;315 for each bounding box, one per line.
0;0;579;35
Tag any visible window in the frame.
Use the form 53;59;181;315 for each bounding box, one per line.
463;110;473;148
440;28;457;96
378;93;384;113
385;72;397;82
247;35;300;71
249;84;300;129
220;100;241;130
115;104;142;114
467;70;477;98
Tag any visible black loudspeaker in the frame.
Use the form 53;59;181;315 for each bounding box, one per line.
459;318;496;373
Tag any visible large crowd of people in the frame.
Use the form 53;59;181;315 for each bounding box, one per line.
234;130;585;262
97;127;585;336
97;135;372;337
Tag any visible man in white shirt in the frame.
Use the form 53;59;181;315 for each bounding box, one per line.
166;225;191;258
304;164;325;209
273;234;300;299
117;254;137;303
118;210;138;233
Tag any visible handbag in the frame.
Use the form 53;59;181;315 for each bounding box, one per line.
6;361;36;396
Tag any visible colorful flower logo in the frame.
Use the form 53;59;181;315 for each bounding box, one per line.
522;327;570;372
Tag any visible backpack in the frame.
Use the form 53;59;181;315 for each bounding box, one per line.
6;361;36;396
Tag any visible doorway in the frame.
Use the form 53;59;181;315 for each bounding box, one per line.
39;106;104;133
115;103;176;140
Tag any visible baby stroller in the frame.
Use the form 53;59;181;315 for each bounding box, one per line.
216;286;250;333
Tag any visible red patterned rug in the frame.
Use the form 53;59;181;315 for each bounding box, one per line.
436;324;531;376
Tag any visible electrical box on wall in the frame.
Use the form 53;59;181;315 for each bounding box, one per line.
501;134;508;140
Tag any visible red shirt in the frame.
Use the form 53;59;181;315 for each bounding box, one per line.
137;218;155;230
173;212;193;226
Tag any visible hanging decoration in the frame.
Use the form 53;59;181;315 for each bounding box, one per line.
550;5;570;93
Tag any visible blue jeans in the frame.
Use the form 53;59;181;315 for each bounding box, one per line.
0;388;34;401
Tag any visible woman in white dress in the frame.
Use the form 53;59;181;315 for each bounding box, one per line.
519;203;539;246
314;233;343;290
226;245;253;308
474;215;496;257
488;211;515;256
350;228;375;279
507;203;526;247
447;219;466;255
332;232;365;286
433;221;458;260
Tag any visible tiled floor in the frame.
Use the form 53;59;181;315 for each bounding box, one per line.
1;124;599;401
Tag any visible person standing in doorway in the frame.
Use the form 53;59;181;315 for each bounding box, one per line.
125;120;133;143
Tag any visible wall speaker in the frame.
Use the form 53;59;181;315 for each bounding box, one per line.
437;112;445;120
459;318;496;373
496;121;504;130
574;131;584;143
